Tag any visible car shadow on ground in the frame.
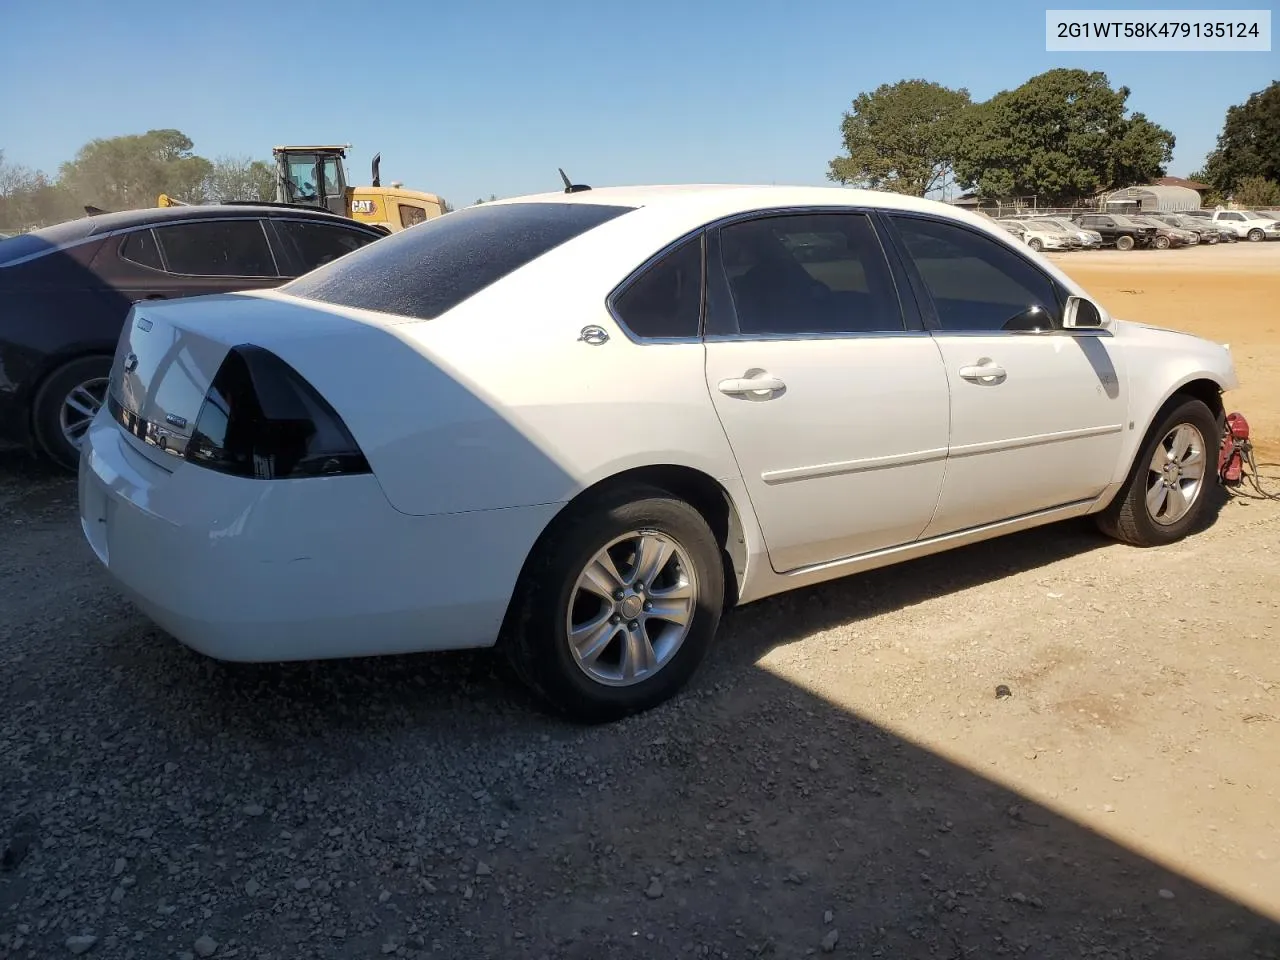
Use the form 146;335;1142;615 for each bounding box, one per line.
3;453;1272;957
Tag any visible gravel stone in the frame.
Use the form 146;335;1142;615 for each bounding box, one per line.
821;929;840;952
65;935;98;955
193;934;218;957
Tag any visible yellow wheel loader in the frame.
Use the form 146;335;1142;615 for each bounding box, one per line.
159;146;447;233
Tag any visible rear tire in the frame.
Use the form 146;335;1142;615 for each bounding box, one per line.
31;356;113;472
1115;234;1135;251
502;483;726;724
1095;397;1219;547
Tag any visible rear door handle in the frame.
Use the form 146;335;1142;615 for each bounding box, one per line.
717;376;786;397
958;361;1007;383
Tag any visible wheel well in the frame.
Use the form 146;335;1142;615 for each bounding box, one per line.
571;465;747;606
27;351;114;429
1171;378;1225;424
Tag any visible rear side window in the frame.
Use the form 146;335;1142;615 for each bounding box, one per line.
283;201;635;321
119;229;164;270
399;204;428;229
611;235;703;339
272;220;380;275
155;220;278;277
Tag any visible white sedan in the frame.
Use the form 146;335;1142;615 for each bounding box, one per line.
79;184;1238;722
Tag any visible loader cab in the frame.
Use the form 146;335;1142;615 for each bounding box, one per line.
274;145;351;217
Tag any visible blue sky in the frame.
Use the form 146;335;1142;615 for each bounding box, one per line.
0;0;1275;206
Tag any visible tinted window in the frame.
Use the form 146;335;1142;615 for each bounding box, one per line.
891;215;1061;332
284;201;634;321
119;229;164;270
717;213;902;335
273;220;379;274
611;234;702;339
155;220;278;277
399;205;428;229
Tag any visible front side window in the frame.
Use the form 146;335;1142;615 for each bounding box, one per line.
283;201;635;321
715;212;903;336
154;220;278;277
119;228;164;270
273;220;378;274
611;234;702;339
1220;212;1244;221
890;215;1062;333
287;155;320;202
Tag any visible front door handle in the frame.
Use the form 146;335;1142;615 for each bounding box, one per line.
717;376;786;397
958;361;1007;384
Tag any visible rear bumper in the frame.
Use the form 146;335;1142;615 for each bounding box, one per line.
78;415;560;662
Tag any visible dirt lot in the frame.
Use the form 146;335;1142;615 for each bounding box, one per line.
2;245;1279;960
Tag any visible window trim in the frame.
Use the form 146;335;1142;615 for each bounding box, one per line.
152;217;283;279
703;206;919;342
604;227;707;344
878;210;1094;338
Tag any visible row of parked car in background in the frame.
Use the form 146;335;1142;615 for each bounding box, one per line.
993;208;1280;251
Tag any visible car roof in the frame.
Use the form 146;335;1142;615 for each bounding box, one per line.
63;203;369;238
485;183;970;223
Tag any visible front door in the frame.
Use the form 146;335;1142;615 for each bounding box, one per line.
702;211;952;573
885;213;1128;537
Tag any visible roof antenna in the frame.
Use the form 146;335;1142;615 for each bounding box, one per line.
558;167;591;193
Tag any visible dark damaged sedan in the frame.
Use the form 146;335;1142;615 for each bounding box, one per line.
0;205;384;469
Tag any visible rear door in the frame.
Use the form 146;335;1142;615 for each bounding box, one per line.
702;210;951;573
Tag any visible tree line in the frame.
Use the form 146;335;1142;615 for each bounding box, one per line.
827;70;1280;207
0;129;274;231
4;75;1277;231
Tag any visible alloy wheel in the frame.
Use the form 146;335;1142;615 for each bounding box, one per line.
566;530;698;687
59;377;109;447
1145;423;1206;526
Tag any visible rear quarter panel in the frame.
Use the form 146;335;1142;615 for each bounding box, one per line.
300;208;745;516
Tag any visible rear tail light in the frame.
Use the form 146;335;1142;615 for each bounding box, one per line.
185;345;370;479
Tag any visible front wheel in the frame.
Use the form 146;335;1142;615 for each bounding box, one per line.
31;355;113;472
1095;397;1219;547
1027;237;1043;252
502;484;726;723
1115;234;1135;251
1247;228;1265;242
1206;233;1219;245
1153;235;1171;250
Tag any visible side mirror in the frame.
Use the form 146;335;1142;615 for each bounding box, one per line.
1063;295;1111;330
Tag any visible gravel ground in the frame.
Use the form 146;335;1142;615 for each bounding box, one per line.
2;446;1280;960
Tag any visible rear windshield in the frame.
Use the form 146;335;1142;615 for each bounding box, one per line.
0;218;98;266
282;201;635;320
